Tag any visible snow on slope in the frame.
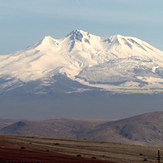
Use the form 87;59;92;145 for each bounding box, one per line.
0;29;163;94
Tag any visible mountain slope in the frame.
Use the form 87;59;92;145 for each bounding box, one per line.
0;30;163;94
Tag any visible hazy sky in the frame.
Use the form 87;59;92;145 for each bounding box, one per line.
0;0;163;54
1;94;163;120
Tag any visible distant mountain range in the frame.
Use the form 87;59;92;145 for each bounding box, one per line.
0;30;163;95
1;112;163;146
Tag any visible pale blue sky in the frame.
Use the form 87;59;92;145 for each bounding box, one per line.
0;0;163;54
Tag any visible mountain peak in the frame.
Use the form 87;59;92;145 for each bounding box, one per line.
109;34;127;42
107;34;159;52
40;35;56;44
35;36;59;49
66;29;91;42
69;29;89;35
42;35;54;40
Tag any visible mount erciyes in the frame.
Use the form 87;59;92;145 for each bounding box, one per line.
1;30;163;95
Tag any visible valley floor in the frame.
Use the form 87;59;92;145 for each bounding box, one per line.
0;135;161;163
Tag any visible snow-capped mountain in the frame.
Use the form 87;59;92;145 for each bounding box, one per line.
0;29;163;95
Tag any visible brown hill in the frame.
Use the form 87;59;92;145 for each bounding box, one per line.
0;112;163;146
0;119;17;129
82;111;163;146
0;119;107;137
